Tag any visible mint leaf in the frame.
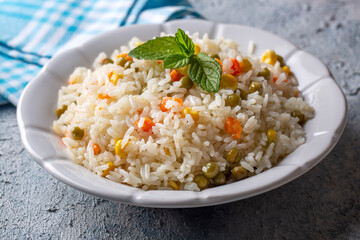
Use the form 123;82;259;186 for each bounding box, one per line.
188;53;222;92
175;29;195;57
128;36;182;60
163;54;190;69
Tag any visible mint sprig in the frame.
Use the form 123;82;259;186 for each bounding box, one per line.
128;29;222;93
189;53;221;92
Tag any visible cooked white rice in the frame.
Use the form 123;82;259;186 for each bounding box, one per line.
53;32;314;191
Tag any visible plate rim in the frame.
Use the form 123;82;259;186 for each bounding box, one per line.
17;19;348;208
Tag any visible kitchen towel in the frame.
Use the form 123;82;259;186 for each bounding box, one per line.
0;0;201;105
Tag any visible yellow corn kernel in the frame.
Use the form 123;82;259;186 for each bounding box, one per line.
168;180;180;190
195;44;201;54
103;162;115;176
115;139;128;157
110;73;123;85
267;129;277;143
182;107;199;121
282;66;290;74
136;41;144;46
261;50;277;65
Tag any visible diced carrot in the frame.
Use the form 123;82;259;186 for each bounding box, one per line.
272;76;278;83
230;59;241;76
93;143;101;155
215;58;223;72
108;71;114;80
160;97;183;112
116;53;133;61
98;107;102;110
98;93;111;99
170;69;183;82
224;117;242;139
157;60;163;64
137;109;143;115
295;90;299;97
135;117;155;132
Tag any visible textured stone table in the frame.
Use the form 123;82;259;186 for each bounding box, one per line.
1;0;359;239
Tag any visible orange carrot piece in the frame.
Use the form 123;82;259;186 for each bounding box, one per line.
98;93;111;99
273;76;278;83
230;58;241;76
170;69;183;82
108;71;114;80
160;97;183;112
117;53;133;61
135;117;155;132
93;143;101;155
224;117;242;139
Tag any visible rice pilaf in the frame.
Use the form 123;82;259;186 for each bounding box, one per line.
53;32;314;191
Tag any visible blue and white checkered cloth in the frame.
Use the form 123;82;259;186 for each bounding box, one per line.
0;0;201;106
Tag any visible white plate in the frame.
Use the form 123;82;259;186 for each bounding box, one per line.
17;19;347;208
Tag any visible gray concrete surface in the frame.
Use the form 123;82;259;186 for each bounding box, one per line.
1;0;360;239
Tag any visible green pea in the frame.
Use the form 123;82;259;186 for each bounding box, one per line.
213;172;226;186
225;148;241;163
231;166;248;180
117;57;127;67
222;166;231;177
249;81;263;94
276;54;285;67
180;76;193;89
193;174;210;189
56;105;68;118
220;74;237;90
257;68;270;81
225;94;240;108
202;162;220;179
124;60;133;69
291;111;306;124
102;58;114;65
210;53;220;59
71;126;84;140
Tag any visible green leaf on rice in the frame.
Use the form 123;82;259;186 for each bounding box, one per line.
128;36;182;60
128;29;222;93
163;54;190;69
188;53;221;93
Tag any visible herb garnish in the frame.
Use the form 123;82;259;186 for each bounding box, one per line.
128;29;222;92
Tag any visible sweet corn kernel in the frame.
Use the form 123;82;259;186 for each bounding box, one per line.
168;180;180;190
115;139;128;157
261;50;277;65
267;129;277;143
103;162;115;176
282;66;290;74
136;41;144;46
195;44;201;54
110;72;123;85
182;107;199;121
